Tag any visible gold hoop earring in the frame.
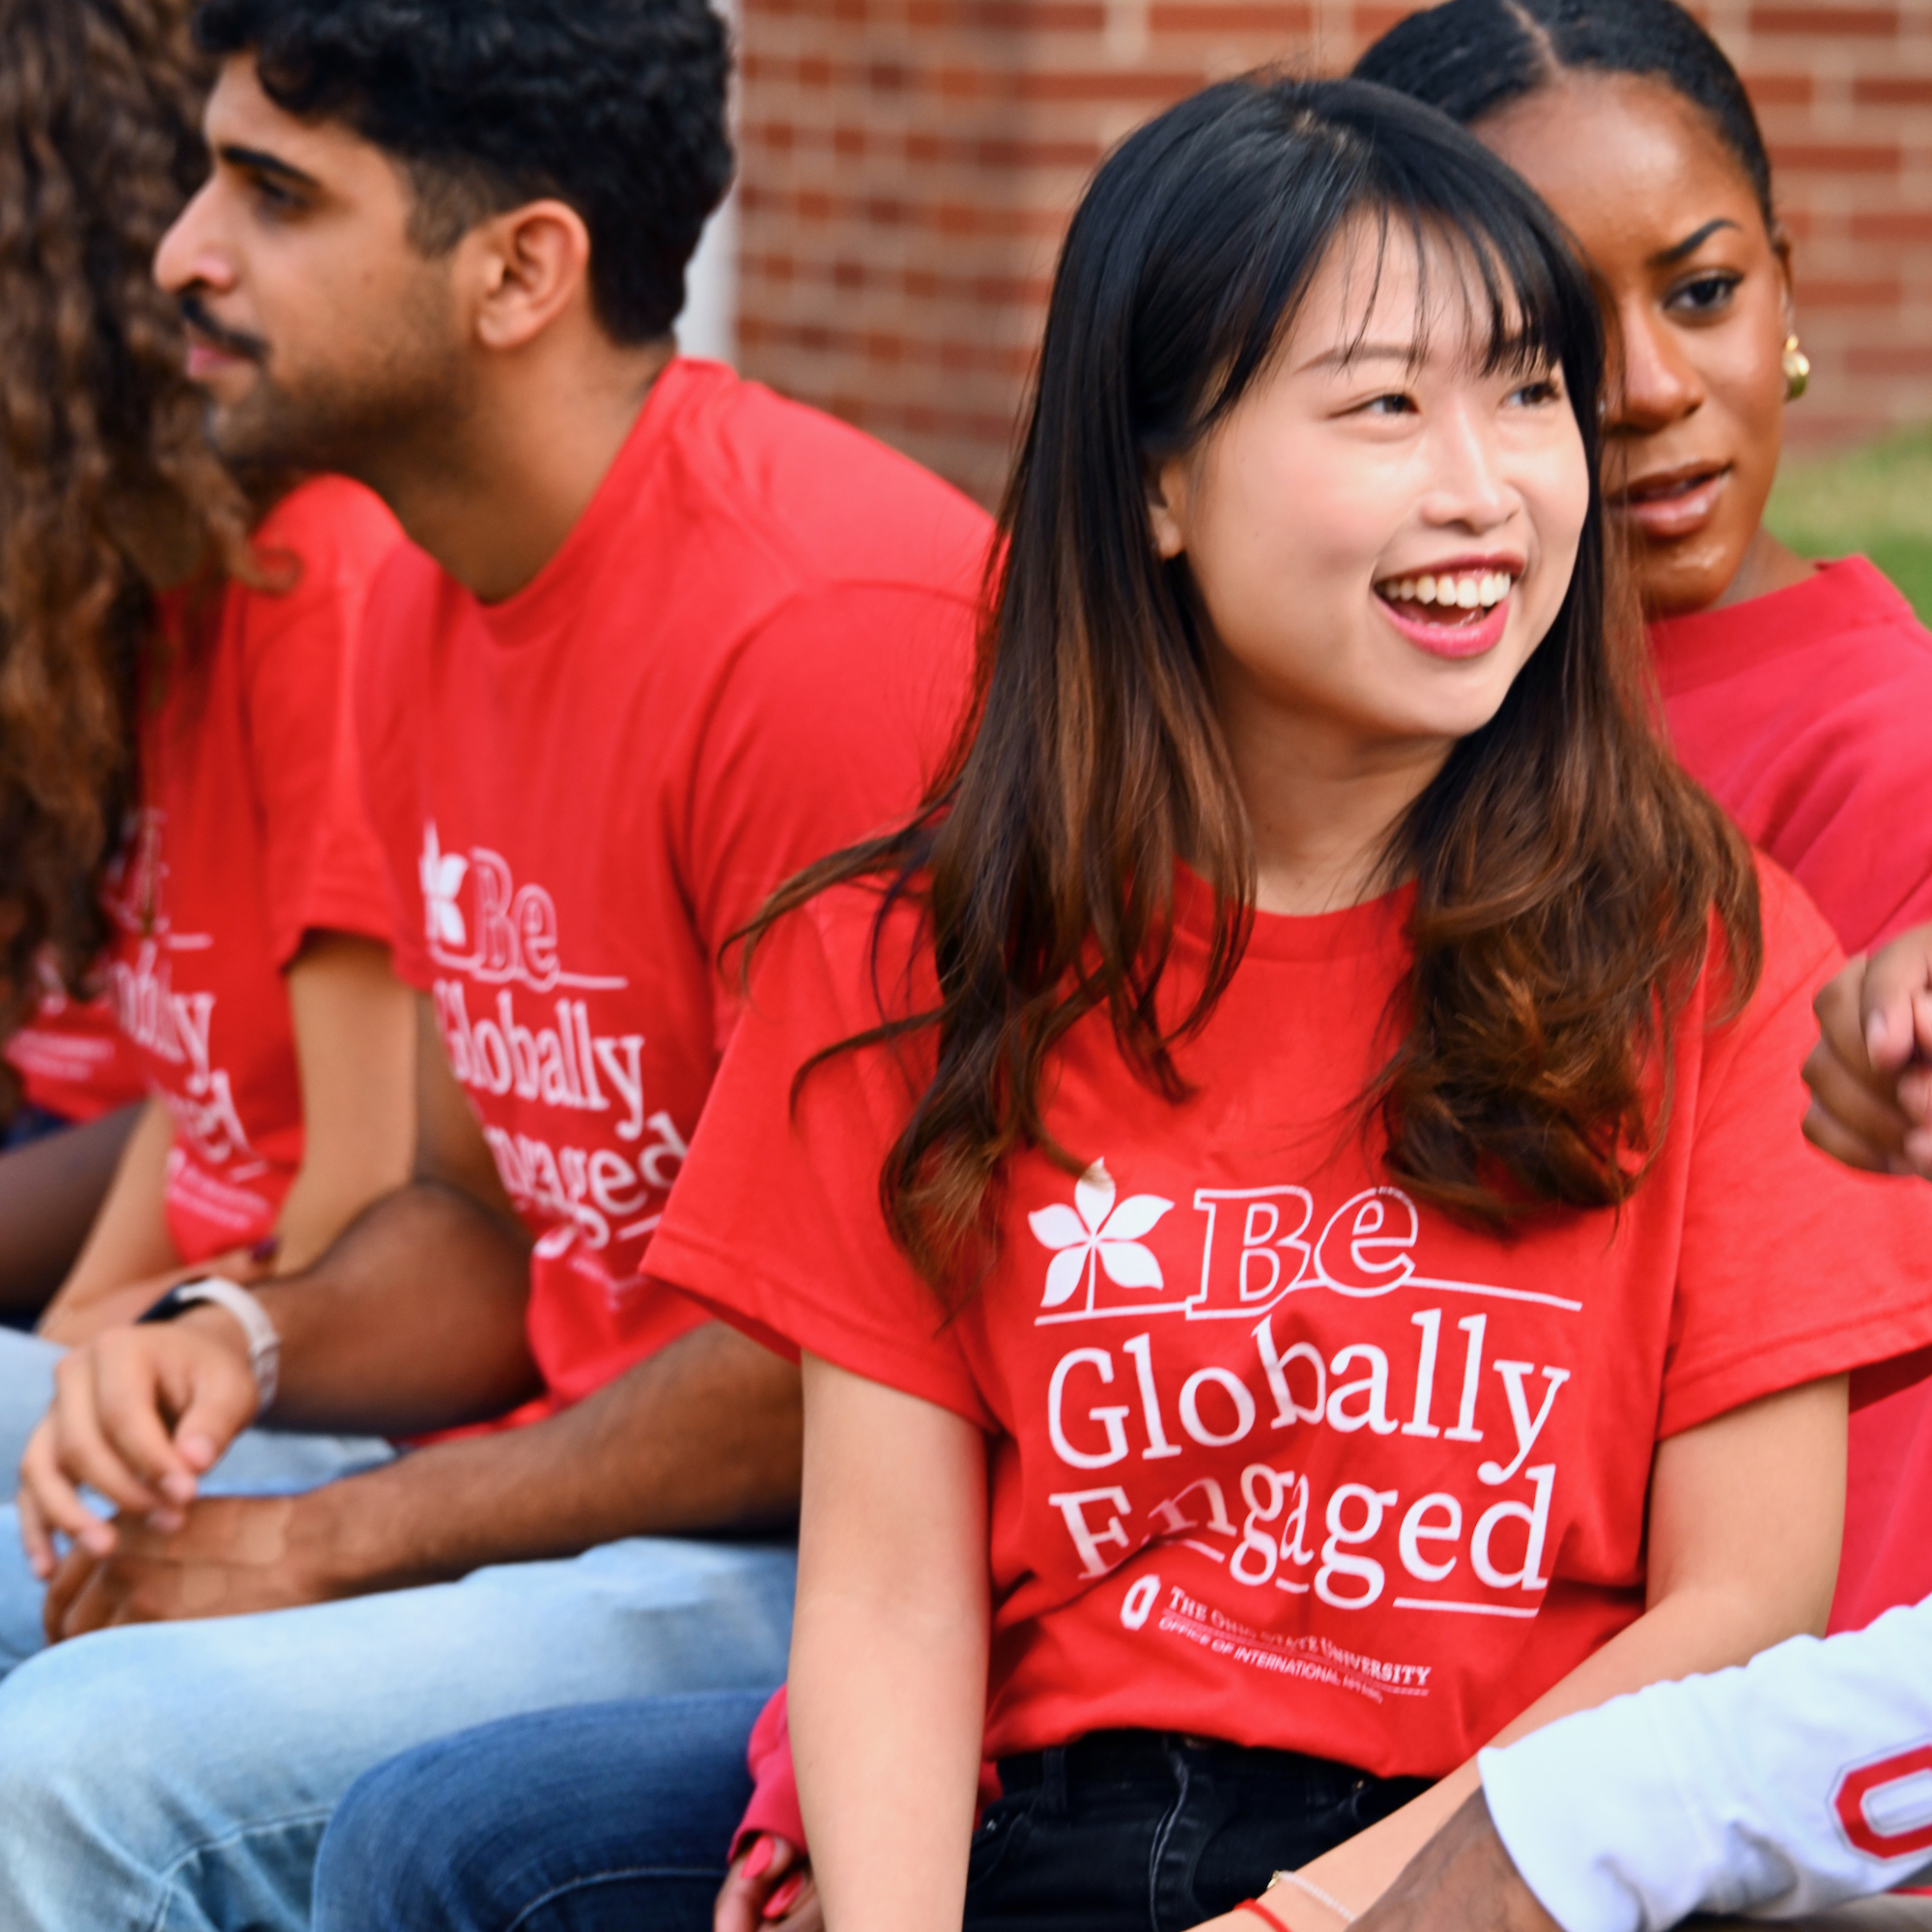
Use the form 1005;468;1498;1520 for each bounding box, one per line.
1783;333;1810;402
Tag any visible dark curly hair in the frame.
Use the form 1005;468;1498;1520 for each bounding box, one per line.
193;0;734;344
0;0;257;1072
1354;0;1775;229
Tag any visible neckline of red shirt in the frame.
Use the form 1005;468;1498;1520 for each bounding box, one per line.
469;355;709;650
1647;555;1916;697
1170;864;1414;964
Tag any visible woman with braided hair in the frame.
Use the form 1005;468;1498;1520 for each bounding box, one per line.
0;0;416;1484
1353;0;1932;1669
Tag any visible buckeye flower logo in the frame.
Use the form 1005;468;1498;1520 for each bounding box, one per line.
1029;1159;1174;1310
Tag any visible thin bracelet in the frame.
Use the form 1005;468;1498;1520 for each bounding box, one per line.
1269;1869;1360;1926
1237;1899;1295;1932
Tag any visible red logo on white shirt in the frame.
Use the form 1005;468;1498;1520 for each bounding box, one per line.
1834;1743;1932;1861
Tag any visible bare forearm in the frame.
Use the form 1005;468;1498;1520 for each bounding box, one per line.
0;1105;141;1317
42;1099;177;1318
1293;1578;1837;1918
296;1320;802;1592
794;1357;990;1932
242;1179;539;1436
794;1592;987;1932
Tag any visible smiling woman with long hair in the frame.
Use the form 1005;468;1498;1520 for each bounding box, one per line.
0;0;417;1476
614;73;1932;1932
1354;0;1932;1676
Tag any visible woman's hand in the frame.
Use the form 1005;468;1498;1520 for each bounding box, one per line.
36;1242;274;1349
716;1834;822;1932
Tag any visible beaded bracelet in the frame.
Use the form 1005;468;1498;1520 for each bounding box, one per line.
1239;1870;1361;1932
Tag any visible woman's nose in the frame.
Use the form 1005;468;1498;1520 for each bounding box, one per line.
1608;301;1704;435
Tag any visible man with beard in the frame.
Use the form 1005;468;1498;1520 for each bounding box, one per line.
0;2;989;1925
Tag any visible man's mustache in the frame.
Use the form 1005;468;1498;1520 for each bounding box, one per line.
178;293;269;364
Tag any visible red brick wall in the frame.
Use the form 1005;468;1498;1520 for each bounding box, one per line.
735;0;1932;502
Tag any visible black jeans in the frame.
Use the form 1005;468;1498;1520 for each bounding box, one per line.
964;1730;1430;1932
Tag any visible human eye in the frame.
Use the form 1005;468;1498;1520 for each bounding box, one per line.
1504;372;1564;408
1664;270;1741;318
245;171;306;217
1355;390;1418;417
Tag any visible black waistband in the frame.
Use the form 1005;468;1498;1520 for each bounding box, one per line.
998;1728;1377;1797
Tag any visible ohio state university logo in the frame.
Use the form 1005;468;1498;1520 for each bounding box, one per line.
1834;1743;1932;1861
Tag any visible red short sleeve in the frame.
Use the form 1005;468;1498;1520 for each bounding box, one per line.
647;890;989;1428
242;481;402;967
672;582;973;1044
1658;864;1932;1437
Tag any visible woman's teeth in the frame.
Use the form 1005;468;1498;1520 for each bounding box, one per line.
1378;570;1514;614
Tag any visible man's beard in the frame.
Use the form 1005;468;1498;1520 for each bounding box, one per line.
182;294;472;492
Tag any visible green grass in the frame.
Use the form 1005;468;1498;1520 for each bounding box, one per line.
1766;424;1932;624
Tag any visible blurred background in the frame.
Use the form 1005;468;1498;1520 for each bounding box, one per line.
678;1;1932;611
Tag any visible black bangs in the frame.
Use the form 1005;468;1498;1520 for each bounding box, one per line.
1091;74;1603;470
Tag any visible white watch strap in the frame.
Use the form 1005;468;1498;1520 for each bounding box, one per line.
174;1276;281;1415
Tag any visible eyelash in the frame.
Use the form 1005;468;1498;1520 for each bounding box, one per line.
1668;272;1741;316
1355;377;1562;415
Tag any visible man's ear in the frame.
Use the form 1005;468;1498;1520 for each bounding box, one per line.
463;199;594;352
1146;453;1190;561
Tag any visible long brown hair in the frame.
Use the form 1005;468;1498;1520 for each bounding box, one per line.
0;0;256;1061
754;75;1761;1293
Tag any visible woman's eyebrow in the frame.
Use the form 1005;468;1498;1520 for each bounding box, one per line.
1296;341;1419;373
1650;217;1742;267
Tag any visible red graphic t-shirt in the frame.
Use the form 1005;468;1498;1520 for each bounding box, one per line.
105;476;404;1261
356;356;989;1413
1649;562;1932;1634
7;975;145;1124
652;863;1932;1779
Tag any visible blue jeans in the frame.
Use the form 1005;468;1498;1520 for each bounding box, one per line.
313;1690;770;1931
0;1539;795;1931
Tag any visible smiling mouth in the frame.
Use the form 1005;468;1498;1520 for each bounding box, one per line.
1372;567;1516;627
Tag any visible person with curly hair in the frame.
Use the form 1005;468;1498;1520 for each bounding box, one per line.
0;0;419;1489
0;0;988;1925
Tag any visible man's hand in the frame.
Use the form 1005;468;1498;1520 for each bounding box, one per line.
1348;1792;1557;1932
717;1834;822;1932
41;1489;354;1641
16;1309;259;1578
1804;925;1932;1179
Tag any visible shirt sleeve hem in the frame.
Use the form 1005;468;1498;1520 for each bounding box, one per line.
646;1224;994;1433
1660;1305;1932;1440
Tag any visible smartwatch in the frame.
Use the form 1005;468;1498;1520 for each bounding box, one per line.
137;1275;281;1414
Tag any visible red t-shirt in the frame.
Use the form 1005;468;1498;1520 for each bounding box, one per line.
1653;559;1932;955
1649;561;1932;1634
355;356;988;1413
103;477;403;1261
653;863;1932;1778
6;976;145;1123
